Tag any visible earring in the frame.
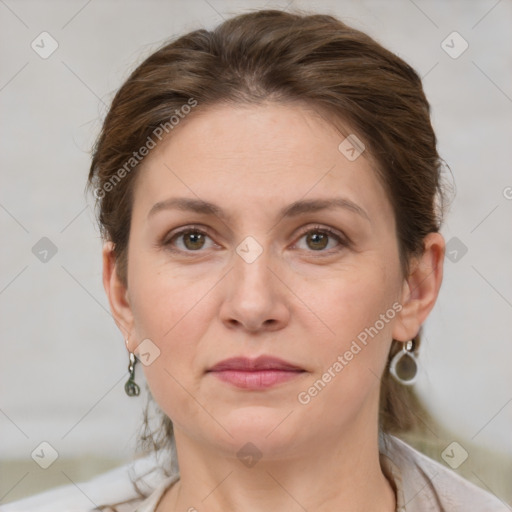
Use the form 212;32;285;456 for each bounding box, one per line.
389;339;418;386
124;351;140;397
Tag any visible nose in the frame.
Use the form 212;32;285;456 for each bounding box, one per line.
219;246;290;333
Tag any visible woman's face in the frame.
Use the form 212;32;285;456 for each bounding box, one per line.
109;103;422;458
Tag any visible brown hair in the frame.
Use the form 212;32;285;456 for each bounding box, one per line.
87;8;448;510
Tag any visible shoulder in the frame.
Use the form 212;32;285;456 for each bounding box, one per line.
381;434;509;511
0;452;173;512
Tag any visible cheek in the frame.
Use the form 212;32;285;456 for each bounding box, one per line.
294;269;400;418
130;279;207;367
302;267;401;406
128;269;211;428
127;251;225;391
298;258;399;340
127;243;211;338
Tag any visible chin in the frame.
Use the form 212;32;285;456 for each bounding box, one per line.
211;406;303;455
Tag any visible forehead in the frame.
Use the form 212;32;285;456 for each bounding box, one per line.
131;102;391;223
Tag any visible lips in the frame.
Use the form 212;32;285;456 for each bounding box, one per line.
207;356;304;372
207;356;306;390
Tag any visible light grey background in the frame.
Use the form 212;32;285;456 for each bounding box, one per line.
1;0;511;504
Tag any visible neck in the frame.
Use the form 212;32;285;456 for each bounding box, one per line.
158;416;396;512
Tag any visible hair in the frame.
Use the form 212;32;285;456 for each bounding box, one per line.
86;8;449;510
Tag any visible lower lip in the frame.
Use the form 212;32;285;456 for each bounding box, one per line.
209;370;304;389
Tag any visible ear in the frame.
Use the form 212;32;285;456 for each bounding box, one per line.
392;232;445;342
102;241;135;349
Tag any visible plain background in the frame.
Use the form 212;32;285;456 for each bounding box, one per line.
1;0;511;505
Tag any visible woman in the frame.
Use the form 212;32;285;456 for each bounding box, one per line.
5;7;508;512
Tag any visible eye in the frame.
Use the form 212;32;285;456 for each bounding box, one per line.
294;225;348;254
164;227;216;253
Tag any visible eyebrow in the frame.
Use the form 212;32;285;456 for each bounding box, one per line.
147;197;370;222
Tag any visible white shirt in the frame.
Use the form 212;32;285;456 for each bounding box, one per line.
2;435;509;511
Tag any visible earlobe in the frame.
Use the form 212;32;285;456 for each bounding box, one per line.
102;241;135;345
392;232;445;342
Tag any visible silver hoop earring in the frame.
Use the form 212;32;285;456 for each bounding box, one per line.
124;351;140;397
389;340;418;386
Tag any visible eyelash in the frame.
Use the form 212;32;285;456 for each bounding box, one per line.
161;224;349;257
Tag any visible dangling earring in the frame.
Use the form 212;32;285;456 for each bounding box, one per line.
124;351;140;397
389;339;418;386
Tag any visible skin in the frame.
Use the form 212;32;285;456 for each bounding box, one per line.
103;103;445;512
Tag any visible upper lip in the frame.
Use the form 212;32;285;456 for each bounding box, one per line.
207;356;304;372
